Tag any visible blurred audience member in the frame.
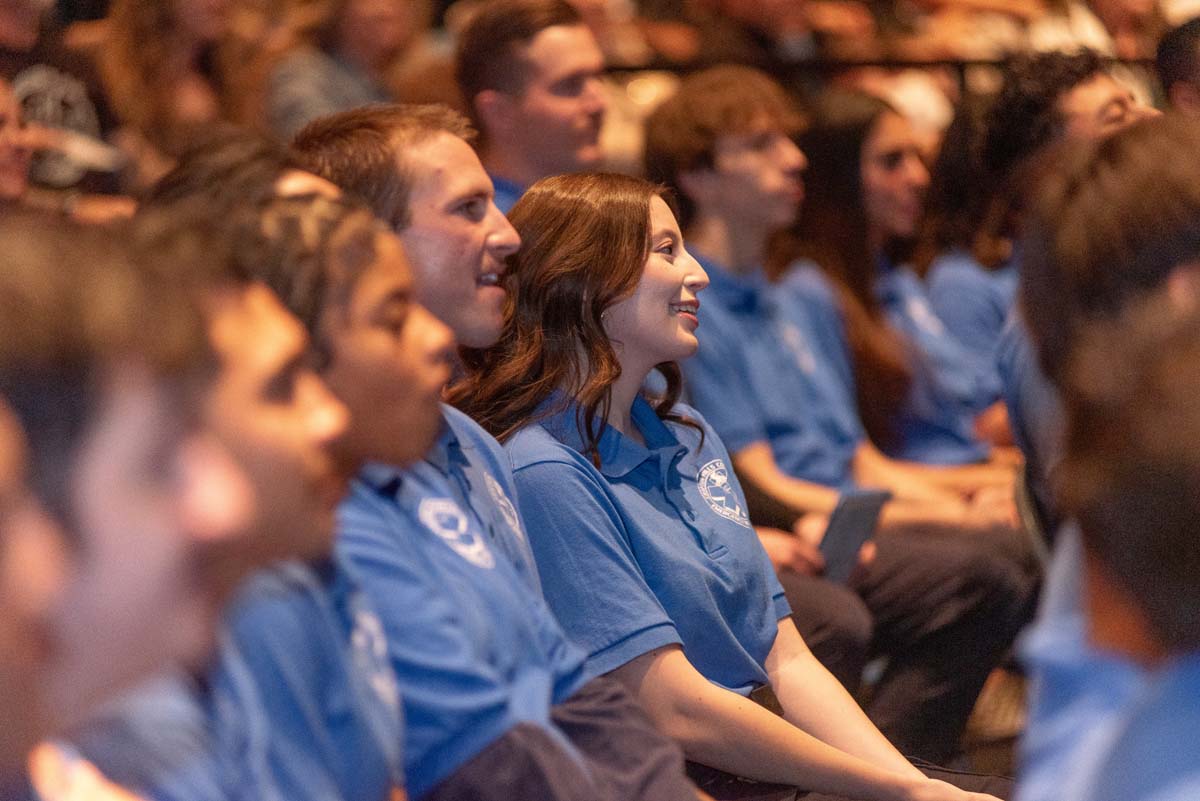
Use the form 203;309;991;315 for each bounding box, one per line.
1156;15;1200;111
455;0;607;211
266;0;413;140
1014;114;1200;801
0;0;121;192
0;209;250;780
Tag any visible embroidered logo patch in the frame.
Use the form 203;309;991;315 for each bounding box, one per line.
697;459;751;528
484;472;525;543
419;497;495;568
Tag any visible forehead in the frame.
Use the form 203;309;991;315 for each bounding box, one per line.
648;194;679;232
864;110;918;155
518;23;604;86
207;284;306;371
402;132;493;206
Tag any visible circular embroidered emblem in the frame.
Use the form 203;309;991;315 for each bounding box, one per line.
697;459;751;528
350;602;401;712
484;472;525;542
418;498;495;568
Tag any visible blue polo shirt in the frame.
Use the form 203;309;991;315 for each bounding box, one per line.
681;255;864;489
996;311;1064;529
489;174;524;214
1081;653;1200;801
206;559;403;801
1015;526;1145;801
926;249;1018;369
783;260;993;465
507;394;791;695
336;405;587;799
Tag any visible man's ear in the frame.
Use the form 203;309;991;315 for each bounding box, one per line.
473;89;518;140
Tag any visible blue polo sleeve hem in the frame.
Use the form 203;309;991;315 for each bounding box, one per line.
582;622;683;684
772;591;792;621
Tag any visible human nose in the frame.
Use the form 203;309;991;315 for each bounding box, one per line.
779;136;807;173
582;75;607;117
298;371;350;448
414;304;456;367
683;253;709;294
487;205;521;259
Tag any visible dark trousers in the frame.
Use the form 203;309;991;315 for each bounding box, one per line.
781;527;1038;763
423;676;696;801
686;757;1014;801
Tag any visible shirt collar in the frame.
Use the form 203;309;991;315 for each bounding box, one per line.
540;393;685;479
695;253;769;314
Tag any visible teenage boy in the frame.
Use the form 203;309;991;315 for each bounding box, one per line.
454;0;607;211
0;208;309;788
645;65;1035;763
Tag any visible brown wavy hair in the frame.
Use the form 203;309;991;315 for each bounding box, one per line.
448;172;696;464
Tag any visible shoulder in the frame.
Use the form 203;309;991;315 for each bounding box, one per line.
442;404;509;469
505;420;589;472
778;259;837;305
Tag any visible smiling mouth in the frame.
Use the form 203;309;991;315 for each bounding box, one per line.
477;272;503;287
670;301;699;315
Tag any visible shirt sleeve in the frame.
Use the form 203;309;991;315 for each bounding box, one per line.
927;263;1002;364
512;458;683;682
335;498;534;798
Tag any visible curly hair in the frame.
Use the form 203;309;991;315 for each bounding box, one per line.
981;49;1107;185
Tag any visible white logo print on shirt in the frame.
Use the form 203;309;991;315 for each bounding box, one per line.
697;459;752;528
419;498;496;568
484;472;526;543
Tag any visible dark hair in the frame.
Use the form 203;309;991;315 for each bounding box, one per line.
778;90;912;449
291;103;475;230
231;193;392;368
1060;303;1200;651
449;172;695;464
142;127;301;212
1020;114;1200;381
982;49;1107;189
0;209;208;530
455;0;582;133
1157;16;1200;95
644;64;805;229
912;94;1009;274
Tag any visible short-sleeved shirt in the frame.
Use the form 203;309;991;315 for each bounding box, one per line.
996;311;1064;529
1079;653;1200;801
681;255;864;489
336;406;587;799
489;174;524;214
785;260;993;465
207;559;404;801
506;395;790;694
926;249;1018;370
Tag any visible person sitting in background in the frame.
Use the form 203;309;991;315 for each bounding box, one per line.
1052;300;1200;801
1012;114;1200;801
452;170;1009;801
83;0;247;190
265;0;412;140
454;0;607;211
981;50;1156;536
0;209;260;791
644;64;1035;764
1155;15;1200;112
777;89;1016;474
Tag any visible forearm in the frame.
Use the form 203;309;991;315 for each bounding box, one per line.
734;444;839;516
853;445;965;504
771;646;919;779
613;648;921;801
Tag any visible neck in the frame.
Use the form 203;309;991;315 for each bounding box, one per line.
687;212;770;274
0;6;40;51
1084;547;1168;667
480;144;540;193
604;358;651;443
